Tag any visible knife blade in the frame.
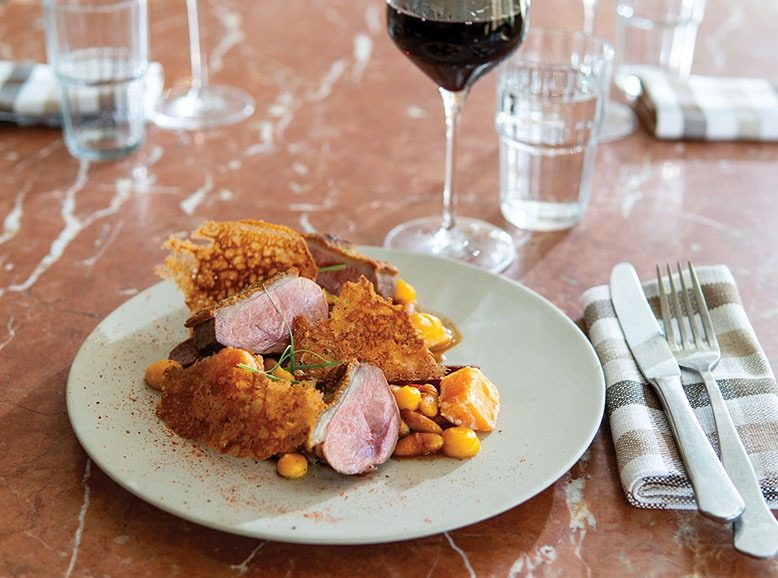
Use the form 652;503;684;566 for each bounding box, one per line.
610;263;744;522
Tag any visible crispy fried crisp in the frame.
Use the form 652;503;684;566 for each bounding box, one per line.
293;277;445;383
157;348;324;460
157;219;317;312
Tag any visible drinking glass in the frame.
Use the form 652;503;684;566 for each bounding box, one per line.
615;0;705;97
152;0;254;130
44;0;149;161
384;0;529;273
580;0;636;142
497;29;613;231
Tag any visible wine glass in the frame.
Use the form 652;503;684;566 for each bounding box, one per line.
580;0;636;142
152;0;255;130
582;0;598;34
384;0;529;273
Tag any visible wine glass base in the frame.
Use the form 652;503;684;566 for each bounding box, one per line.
597;101;637;143
384;216;517;273
152;85;255;131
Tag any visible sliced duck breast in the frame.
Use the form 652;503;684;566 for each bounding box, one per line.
168;337;199;368
186;270;328;355
308;362;400;475
304;233;399;299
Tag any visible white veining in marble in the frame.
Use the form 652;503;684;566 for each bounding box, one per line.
672;513;709;576
245;121;277;157
288;200;334;212
307;59;349;102
209;1;245;75
12;140;62;176
79;219;125;268
621;190;644;219
291;162;309;176
229;541;266;575
180;172;214;216
407;105;428;119
23;530;58;553
351;33;372;81
444;532;477;578
288;182;308;194
424;536;444;578
365;3;382;35
298;213;316;233
564;451;595;577
678;211;744;237
615;155;656;217
1;161;134;298
507;544;558;578
0;316;17;352
218;188;235;202
0;182;30;245
64;458;92;578
143;144;165;168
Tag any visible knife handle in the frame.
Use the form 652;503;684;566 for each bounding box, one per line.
653;376;744;522
700;369;778;558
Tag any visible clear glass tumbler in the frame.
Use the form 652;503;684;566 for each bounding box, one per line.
496;29;613;232
615;0;706;96
44;0;149;161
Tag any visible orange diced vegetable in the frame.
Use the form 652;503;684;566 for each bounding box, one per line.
394;278;417;306
438;367;500;432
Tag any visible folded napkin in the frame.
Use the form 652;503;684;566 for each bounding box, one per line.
582;266;778;509
0;61;163;127
634;68;778;141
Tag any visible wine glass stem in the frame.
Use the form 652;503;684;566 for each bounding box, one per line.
582;0;598;35
185;0;209;94
439;87;468;232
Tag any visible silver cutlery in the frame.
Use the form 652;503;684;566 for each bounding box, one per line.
657;262;778;558
610;263;744;522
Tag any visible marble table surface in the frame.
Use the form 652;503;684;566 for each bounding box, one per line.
1;0;777;576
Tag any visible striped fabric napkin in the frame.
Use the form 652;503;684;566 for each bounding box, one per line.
0;61;163;127
634;69;778;141
582;266;778;509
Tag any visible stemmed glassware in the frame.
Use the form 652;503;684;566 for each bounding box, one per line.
152;0;254;130
384;0;529;272
582;0;598;34
580;0;636;142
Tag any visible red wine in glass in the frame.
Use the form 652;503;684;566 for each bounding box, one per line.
384;1;529;272
387;8;527;92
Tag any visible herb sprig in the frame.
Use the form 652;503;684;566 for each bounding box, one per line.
317;263;347;273
235;283;341;382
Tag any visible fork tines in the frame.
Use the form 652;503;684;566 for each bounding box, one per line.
656;262;719;352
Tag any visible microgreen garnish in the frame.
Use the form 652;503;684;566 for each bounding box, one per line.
317;263;347;273
237;362;300;383
234;285;342;380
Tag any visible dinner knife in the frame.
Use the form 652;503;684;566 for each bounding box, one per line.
610;263;744;522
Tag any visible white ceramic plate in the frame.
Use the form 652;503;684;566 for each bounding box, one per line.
67;248;605;545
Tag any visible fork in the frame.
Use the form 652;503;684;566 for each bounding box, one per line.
657;262;778;559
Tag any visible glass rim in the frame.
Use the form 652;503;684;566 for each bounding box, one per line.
508;27;615;64
43;0;146;12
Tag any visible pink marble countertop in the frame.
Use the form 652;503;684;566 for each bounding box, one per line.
1;0;777;576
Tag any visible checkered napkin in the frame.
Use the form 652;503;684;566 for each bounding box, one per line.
581;266;778;509
0;61;163;126
634;69;778;141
